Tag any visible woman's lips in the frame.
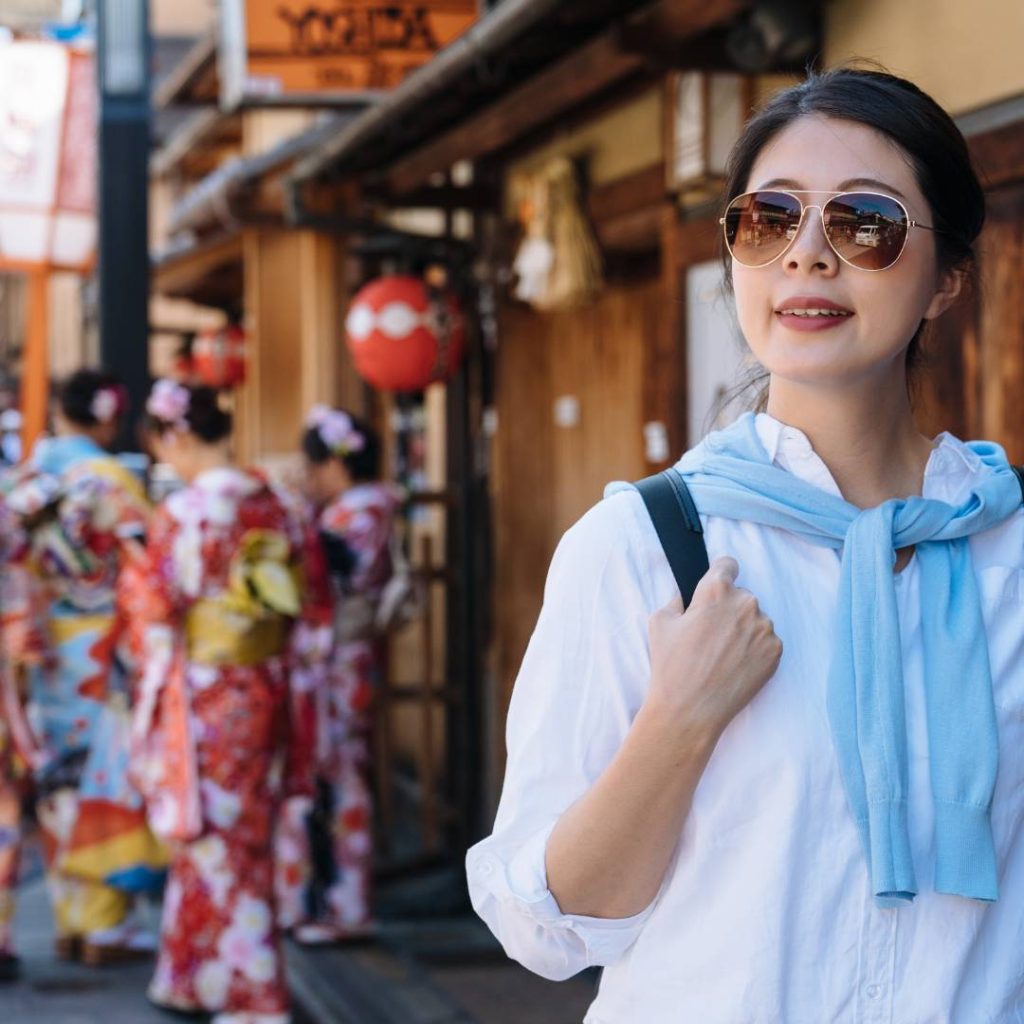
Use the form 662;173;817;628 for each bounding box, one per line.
775;308;854;332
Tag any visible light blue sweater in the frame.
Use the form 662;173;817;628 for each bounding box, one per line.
676;412;1022;905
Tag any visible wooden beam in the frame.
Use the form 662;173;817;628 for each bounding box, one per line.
21;269;49;456
153;233;244;298
587;163;667;224
632;0;748;38
969;119;1024;191
151;109;241;180
385;31;647;195
364;183;500;210
595;204;665;252
154;31;219;109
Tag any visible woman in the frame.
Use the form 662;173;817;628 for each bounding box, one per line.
0;494;46;981
2;368;157;964
276;406;397;943
469;68;1024;1022
125;380;331;1024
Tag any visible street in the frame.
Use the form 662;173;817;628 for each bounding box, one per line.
2;878;167;1023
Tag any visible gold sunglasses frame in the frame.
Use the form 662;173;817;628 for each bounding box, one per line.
719;189;938;272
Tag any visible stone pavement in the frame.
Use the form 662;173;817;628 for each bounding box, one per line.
3;869;596;1024
1;878;167;1024
287;915;600;1024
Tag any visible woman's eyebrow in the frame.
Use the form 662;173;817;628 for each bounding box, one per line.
837;177;908;199
751;177;908;200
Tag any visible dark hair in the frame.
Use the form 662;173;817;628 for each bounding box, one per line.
718;65;985;413
58;368;123;427
147;385;233;444
302;410;381;482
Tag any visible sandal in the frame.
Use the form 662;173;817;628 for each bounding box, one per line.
293;920;378;946
54;935;82;961
82;923;157;967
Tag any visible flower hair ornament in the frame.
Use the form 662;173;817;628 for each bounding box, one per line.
147;379;191;431
306;404;366;457
90;386;126;424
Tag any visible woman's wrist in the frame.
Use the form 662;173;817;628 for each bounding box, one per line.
634;694;722;765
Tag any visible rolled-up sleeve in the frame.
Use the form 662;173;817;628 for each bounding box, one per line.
467;490;662;981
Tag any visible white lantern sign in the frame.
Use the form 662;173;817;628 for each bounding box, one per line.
0;41;96;270
668;71;752;198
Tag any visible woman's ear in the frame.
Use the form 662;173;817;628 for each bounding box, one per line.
922;266;965;321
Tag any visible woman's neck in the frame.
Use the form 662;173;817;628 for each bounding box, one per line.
187;444;233;481
765;375;936;509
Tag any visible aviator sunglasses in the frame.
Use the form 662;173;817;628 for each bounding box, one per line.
720;190;939;271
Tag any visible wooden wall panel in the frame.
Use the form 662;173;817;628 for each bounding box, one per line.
492;302;555;717
493;278;657;714
976;185;1024;462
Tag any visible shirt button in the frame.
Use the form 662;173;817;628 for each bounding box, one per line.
476;858;495;878
866;984;881;1000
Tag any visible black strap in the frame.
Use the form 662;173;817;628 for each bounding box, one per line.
634;470;709;607
1012;465;1024;505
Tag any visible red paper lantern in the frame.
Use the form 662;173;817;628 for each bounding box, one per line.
192;324;247;389
345;275;465;392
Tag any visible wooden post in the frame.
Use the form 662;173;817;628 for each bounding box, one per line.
21;268;50;458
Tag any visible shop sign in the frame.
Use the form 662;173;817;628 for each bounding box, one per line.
0;42;95;271
220;0;479;109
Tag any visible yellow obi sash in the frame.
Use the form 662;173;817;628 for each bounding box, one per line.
185;601;287;666
184;528;302;667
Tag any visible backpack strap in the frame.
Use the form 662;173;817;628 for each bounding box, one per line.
633;469;710;608
1011;465;1024;504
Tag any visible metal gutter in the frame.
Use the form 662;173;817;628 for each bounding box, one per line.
167;115;357;235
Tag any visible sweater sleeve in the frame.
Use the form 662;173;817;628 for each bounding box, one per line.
466;489;663;981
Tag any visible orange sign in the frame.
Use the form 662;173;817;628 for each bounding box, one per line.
223;1;478;105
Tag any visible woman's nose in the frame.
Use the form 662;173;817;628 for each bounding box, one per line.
784;205;839;274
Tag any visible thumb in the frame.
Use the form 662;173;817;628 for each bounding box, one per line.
689;555;740;606
657;593;687;617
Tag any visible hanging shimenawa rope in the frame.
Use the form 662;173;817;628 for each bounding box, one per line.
536;156;603;311
512;156;603;311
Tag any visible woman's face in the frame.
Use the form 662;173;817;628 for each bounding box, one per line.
732;115;962;391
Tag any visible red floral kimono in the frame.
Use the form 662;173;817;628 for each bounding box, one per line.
0;494;46;958
275;482;397;933
120;468;331;1023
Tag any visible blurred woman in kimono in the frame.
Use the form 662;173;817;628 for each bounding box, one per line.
2;368;161;965
124;380;332;1024
275;406;398;945
0;495;48;981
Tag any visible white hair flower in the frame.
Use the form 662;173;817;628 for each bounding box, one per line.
90;387;122;424
306;404;366;457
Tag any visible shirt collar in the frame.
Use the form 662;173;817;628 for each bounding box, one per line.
753;413;981;503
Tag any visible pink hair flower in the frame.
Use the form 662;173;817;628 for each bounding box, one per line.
147;379;191;429
306;404;365;456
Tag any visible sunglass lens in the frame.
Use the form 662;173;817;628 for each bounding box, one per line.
724;191;803;267
823;193;909;270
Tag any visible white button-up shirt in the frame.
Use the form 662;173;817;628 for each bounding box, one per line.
468;414;1024;1024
